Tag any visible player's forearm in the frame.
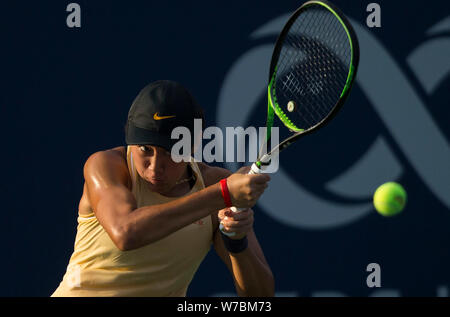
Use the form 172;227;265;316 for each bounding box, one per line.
121;183;224;250
229;248;275;297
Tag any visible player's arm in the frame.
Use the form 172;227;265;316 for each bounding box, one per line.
202;165;274;297
84;150;268;251
214;223;275;297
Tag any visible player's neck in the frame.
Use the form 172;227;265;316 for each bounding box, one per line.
155;165;194;198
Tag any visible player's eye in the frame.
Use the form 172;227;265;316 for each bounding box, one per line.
139;146;152;154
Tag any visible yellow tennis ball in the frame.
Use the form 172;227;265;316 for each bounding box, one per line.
373;182;407;217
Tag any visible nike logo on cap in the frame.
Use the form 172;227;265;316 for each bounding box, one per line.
153;112;176;120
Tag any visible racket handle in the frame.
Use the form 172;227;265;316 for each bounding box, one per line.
219;162;264;237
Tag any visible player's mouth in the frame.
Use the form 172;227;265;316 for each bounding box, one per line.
148;177;165;185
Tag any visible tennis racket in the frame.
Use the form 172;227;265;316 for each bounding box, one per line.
220;0;360;236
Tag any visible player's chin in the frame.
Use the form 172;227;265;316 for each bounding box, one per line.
147;179;170;192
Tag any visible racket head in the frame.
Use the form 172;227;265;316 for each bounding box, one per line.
266;0;359;148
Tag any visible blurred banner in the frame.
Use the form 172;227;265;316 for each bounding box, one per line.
1;0;449;296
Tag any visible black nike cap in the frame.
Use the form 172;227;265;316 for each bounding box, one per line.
125;80;204;151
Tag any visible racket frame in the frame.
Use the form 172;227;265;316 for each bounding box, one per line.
220;0;360;236
259;0;360;164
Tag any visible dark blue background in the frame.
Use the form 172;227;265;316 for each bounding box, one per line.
1;1;449;296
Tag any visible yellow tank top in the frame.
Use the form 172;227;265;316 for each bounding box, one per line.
52;146;213;297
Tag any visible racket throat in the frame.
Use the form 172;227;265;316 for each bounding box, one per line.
253;153;273;173
258;154;272;165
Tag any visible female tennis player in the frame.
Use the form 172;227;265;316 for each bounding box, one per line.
52;80;274;297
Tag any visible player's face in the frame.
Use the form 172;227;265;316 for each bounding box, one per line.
131;145;188;195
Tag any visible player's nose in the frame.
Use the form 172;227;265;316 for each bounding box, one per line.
148;151;166;174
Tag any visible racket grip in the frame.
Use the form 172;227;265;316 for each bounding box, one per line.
219;162;263;237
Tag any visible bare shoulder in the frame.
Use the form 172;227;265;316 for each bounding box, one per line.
84;146;126;170
197;162;232;187
84;146;130;189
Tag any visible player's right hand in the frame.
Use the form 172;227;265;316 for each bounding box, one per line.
226;167;270;208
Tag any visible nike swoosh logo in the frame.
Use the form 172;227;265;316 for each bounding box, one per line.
153;112;176;120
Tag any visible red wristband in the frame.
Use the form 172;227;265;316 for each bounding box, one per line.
220;178;233;208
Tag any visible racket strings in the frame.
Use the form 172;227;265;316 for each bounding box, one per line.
274;6;352;130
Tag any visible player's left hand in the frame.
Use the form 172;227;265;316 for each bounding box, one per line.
218;208;254;240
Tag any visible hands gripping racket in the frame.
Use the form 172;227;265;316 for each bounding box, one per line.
220;0;360;236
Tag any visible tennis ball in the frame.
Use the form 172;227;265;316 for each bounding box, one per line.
373;182;407;217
